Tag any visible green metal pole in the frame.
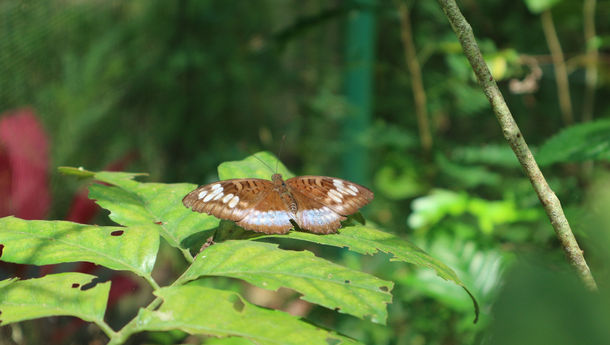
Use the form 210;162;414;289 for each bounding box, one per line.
342;0;376;184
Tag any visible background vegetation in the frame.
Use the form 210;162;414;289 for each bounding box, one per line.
0;0;609;344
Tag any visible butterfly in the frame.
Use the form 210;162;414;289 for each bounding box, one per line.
182;173;374;234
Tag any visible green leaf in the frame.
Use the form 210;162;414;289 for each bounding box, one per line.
537;119;610;166
265;225;479;322
523;0;561;14
0;273;110;325
0;216;158;278
407;190;539;234
451;145;520;168
87;171;219;249
402;234;506;318
206;338;257;345
57;166;96;178
217;151;294;180
180;240;392;324
132;285;361;345
407;190;469;229
436;154;501;188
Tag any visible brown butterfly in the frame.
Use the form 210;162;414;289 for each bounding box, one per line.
182;173;374;234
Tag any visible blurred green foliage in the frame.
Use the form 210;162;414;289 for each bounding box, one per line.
1;0;609;344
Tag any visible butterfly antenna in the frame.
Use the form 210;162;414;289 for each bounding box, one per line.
276;134;286;174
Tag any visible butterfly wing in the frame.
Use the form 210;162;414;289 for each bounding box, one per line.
286;176;374;215
286;176;374;234
289;189;346;234
182;178;294;234
235;189;295;234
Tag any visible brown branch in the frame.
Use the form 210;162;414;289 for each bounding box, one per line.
541;9;574;125
436;0;597;290
582;0;598;122
396;1;432;153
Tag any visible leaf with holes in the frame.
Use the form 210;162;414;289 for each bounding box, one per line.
179;240;393;324
0;273;110;325
0;216;158;278
131;285;361;345
265;225;479;321
79;169;220;249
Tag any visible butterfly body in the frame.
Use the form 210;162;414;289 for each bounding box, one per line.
183;173;373;234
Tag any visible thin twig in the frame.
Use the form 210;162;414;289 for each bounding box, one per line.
436;0;597;290
582;0;598;122
396;0;433;153
541;9;573;125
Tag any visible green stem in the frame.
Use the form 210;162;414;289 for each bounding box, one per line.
107;256;197;344
181;248;195;264
144;274;161;291
94;319;118;340
436;0;597;290
396;0;433;153
582;0;598;122
541;9;573;125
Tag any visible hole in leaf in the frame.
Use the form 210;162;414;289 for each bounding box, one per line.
71;283;80;288
379;286;389;292
334;307;341;311
80;277;104;291
344;280;350;284
0;244;4;258
110;230;124;236
233;298;245;312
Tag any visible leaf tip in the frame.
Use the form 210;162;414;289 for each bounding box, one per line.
58;166;95;178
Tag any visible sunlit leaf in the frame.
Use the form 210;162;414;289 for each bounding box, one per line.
181;240;392;324
407;190;540;234
0;273;110;325
407;190;469;229
265;225;479;321
217;151;294;180
205;337;256;345
523;0;561;14
132;285;361;345
537;119;610;166
0;216;158;277
87;171;219;249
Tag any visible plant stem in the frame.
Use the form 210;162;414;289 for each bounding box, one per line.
541;9;573;125
107;255;198;344
181;247;195;264
94;319;118;339
436;0;597;290
396;0;433;153
582;0;598;122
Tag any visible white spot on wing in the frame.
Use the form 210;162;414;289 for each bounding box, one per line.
213;192;224;201
211;184;222;190
348;184;359;194
222;193;234;203
327;189;343;203
198;190;208;199
228;195;240;208
203;188;222;202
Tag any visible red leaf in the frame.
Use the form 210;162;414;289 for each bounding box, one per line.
0;108;51;219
